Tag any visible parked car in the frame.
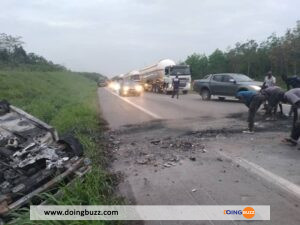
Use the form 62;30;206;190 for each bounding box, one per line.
193;73;263;100
119;80;143;96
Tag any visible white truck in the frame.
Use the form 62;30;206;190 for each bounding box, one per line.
139;59;191;94
123;70;141;83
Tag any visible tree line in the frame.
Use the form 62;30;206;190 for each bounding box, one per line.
185;21;300;81
0;33;66;71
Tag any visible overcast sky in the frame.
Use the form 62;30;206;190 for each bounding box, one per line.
1;0;299;77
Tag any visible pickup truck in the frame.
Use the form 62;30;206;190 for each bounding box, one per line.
193;73;262;100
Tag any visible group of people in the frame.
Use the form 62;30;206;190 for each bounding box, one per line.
237;71;300;147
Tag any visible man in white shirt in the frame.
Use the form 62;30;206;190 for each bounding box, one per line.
264;71;276;88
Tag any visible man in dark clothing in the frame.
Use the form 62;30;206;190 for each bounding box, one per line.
282;75;300;116
282;75;300;90
237;91;267;133
282;88;300;146
236;91;257;108
172;75;180;99
260;86;284;117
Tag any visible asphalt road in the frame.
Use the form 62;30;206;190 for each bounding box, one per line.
98;87;300;225
98;88;248;129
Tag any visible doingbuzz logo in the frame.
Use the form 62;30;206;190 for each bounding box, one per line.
224;207;255;219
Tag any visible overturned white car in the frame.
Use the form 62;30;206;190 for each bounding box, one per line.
0;100;90;218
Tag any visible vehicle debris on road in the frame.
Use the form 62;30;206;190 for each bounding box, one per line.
0;101;90;218
189;156;196;161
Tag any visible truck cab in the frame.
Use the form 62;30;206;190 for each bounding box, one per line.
164;65;191;94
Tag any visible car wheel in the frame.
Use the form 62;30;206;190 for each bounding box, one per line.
182;90;188;94
218;97;225;101
58;134;83;157
201;89;211;100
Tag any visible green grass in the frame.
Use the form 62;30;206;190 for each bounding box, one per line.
0;70;122;225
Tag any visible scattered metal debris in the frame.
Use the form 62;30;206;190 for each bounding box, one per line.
150;140;161;145
0;101;89;218
217;157;223;162
136;158;149;165
189;157;196;161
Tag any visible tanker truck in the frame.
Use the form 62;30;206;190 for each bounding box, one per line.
140;59;191;94
123;70;141;83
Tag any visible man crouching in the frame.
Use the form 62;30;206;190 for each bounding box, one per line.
237;91;267;133
282;88;300;147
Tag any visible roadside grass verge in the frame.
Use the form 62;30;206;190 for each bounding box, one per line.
0;70;122;225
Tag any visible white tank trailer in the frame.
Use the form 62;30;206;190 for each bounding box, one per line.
139;59;191;94
123;70;141;83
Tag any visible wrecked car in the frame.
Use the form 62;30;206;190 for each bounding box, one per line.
0;100;90;219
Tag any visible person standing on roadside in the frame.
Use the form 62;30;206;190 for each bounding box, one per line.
262;71;276;111
263;71;276;88
172;75;180;99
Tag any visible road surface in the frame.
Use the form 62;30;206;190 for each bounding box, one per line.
98;87;300;225
98;88;247;129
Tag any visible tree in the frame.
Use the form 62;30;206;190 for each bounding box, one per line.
0;33;66;71
0;33;23;52
184;21;300;81
185;53;208;79
208;49;228;73
238;40;258;76
0;49;9;62
12;46;27;63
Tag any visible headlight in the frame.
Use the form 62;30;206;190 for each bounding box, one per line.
115;83;120;90
249;85;261;91
135;85;143;92
123;86;129;91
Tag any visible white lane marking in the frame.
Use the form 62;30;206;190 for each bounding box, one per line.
104;88;162;119
218;151;300;200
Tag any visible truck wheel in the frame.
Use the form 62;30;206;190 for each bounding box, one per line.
182;90;188;95
201;89;211;100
